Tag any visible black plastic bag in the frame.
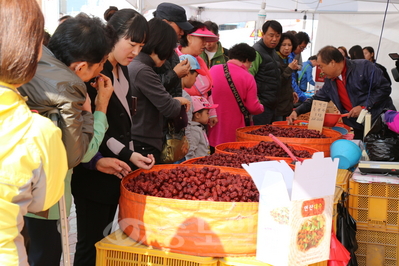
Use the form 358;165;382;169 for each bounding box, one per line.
364;114;399;161
336;192;358;266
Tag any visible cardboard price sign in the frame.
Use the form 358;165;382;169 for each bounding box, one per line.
326;101;337;114
243;152;339;266
308;100;328;132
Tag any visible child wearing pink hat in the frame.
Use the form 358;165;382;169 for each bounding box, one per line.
186;96;218;159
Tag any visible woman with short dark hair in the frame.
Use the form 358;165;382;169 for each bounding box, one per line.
274;32;299;121
207;43;264;146
363;46;392;85
176;20;219;127
71;8;155;266
349;45;365;59
128;18;190;161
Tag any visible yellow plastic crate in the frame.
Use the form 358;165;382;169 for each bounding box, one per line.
336;169;352;192
348;179;399;232
219;257;272;266
355;229;399;266
219;257;327;266
95;229;219;266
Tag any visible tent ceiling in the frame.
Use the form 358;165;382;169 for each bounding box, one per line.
128;0;399;24
130;0;399;25
133;0;399;14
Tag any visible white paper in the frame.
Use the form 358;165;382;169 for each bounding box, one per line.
243;160;294;197
256;171;291;266
291;152;339;201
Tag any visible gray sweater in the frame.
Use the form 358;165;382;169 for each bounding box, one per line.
186;121;210;159
128;53;181;151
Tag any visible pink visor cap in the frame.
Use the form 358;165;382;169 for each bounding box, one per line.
191;96;218;113
188;27;219;42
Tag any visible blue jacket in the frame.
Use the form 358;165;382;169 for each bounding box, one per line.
298;60;315;92
295;59;396;130
288;52;308;102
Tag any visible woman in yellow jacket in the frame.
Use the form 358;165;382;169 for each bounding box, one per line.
0;1;68;265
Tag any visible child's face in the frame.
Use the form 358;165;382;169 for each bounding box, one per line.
194;109;210;125
182;71;198;88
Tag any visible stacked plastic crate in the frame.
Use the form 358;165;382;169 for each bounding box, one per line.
348;178;399;266
95;230;219;266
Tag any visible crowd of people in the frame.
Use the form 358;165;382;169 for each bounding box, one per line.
0;0;396;266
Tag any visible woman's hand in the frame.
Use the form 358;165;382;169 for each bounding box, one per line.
293;92;299;104
91;74;114;113
288;59;299;70
174;97;191;112
209;117;218;128
287;110;298;125
96;158;131;179
130;152;155;170
173;59;191;78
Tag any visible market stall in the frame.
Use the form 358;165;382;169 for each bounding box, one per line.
94;109;399;266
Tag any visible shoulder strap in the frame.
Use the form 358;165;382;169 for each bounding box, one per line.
298;63;310;82
223;64;251;126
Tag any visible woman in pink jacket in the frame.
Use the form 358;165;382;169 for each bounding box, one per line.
175;20;219;127
208;43;264;146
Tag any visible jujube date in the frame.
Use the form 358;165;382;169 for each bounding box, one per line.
124;166;259;203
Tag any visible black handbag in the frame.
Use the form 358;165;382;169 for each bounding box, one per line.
223;64;251;126
337;192;358;266
160;106;189;163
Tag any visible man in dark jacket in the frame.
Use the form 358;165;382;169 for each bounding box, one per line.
249;20;282;125
153;2;192;97
288;45;396;139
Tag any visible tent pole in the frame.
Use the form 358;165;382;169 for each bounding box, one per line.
255;0;266;44
137;0;142;13
310;12;315;55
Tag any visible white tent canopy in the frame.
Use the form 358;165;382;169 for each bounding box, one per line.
131;0;399;25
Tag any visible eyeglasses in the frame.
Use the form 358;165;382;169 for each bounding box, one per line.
299;45;307;51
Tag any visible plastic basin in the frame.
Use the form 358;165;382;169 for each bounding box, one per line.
330;139;362;169
323;113;342;127
331;126;348;135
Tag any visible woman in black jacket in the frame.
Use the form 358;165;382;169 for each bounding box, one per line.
275;32;299;121
128;18;190;163
363;46;392;85
71;8;154;266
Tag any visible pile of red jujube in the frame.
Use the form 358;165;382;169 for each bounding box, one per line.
124;166;259;202
190;153;269;168
248;125;327;138
224;141;312;158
